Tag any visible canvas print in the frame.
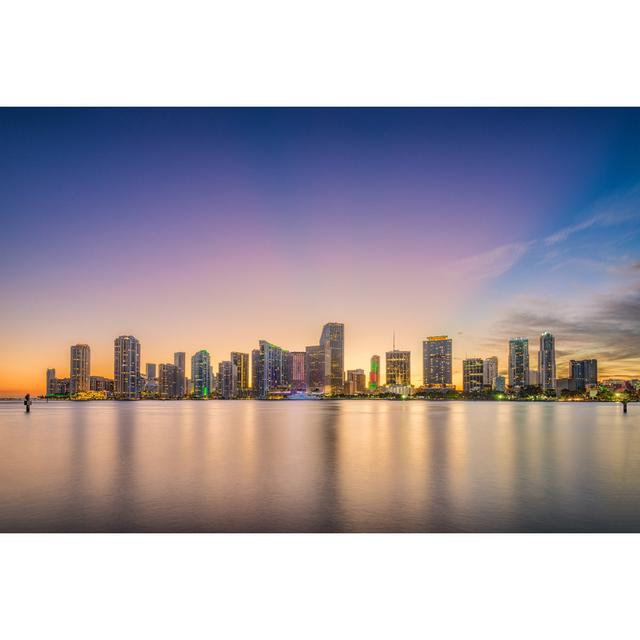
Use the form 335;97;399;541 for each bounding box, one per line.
0;107;638;532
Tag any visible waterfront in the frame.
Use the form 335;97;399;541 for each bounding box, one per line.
0;400;638;532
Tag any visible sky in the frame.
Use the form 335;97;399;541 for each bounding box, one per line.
1;108;639;395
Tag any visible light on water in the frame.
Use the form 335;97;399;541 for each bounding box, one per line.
0;400;638;532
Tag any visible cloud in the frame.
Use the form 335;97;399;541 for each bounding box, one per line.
450;241;532;281
483;283;640;377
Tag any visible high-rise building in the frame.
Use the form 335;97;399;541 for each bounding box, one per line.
305;344;330;394
423;336;452;387
508;337;529;388
569;359;598;391
386;350;411;386
284;351;306;391
114;336;141;399
463;358;484;393
253;340;285;399
369;355;380;391
483;356;498;389
191;350;212;398
538;332;556;392
174;352;186;398
145;363;157;381
493;375;506;393
319;322;345;395
70;344;91;395
46;368;57;396
219;360;238;399
158;363;179;399
345;369;367;395
231;352;249;395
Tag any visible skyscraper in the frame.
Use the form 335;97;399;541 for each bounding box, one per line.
46;368;56;396
70;344;90;395
483;356;498;389
369;355;380;392
231;352;249;396
508;337;529;388
319;322;345;395
423;336;452;387
463;357;484;393
285;351;306;391
569;359;598;390
538;332;556;392
145;363;157;381
345;369;367;395
253;340;285;399
386;350;411;386
191;350;212;398
158;363;179;399
305;344;330;394
218;360;238;399
114;336;141;399
174;352;186;398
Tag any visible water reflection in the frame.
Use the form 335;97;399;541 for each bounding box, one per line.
0;400;639;532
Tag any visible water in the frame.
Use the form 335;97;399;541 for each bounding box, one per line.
0;400;638;532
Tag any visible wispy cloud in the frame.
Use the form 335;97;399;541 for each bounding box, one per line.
450;241;532;281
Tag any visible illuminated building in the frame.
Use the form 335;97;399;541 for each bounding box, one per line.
46;368;57;396
569;359;598;391
231;352;249;396
493;375;506;393
463;358;484;393
70;344;91;395
158;363;179;399
253;340;286;399
305;343;330;394
538;332;556;392
319;322;345;395
369;355;380;391
145;363;157;381
174;352;186;398
483;356;498;388
285;351;306;391
508;337;529;388
190;349;212;398
386;350;411;386
345;369;367;395
90;376;114;393
219;360;238;399
423;336;452;386
114;336;141;399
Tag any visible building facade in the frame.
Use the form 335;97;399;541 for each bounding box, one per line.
113;336;141;399
463;357;484;393
90;376;114;393
219;360;238;399
231;352;249;396
345;369;367;395
538;332;556;392
508;337;530;388
158;363;179;399
369;355;380;392
46;368;57;396
174;352;186;398
423;336;452;387
285;351;306;391
70;344;91;395
319;322;345;395
483;356;498;389
305;344;330;394
386;350;411;386
253;340;286;399
569;359;598;390
191;350;212;398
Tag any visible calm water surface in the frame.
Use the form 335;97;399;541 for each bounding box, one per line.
1;400;639;532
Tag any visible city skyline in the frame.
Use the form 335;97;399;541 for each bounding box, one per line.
1;108;640;395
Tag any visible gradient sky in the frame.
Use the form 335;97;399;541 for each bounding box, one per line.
1;108;639;395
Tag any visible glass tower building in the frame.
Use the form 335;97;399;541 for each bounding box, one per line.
191;349;212;398
508;337;530;388
386;350;411;386
319;322;345;395
423;336;452;386
114;336;141;399
70;343;91;395
538;332;556;392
